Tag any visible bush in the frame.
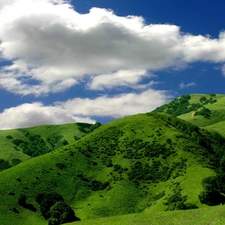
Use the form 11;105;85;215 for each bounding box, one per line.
195;107;212;119
36;193;64;219
6;135;13;139
14;134;52;157
12;139;26;146
199;175;225;206
200;96;207;103
0;159;11;171
48;201;80;225
62;140;69;146
18;194;36;212
11;158;22;166
199;189;225;206
164;192;197;210
89;180;109;191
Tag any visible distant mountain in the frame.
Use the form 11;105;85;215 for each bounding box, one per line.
1;112;225;224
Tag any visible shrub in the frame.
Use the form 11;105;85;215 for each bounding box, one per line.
195;107;212;119
6;135;13;139
36;193;64;219
0;159;11;171
199;189;225;206
18;194;36;212
62;140;69;146
89;180;109;191
165;192;189;210
12;139;26;146
11;158;22;166
199;175;225;206
48;201;80;225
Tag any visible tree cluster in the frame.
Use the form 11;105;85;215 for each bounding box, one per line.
36;192;80;225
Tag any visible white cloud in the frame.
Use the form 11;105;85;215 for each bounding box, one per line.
61;89;171;118
0;1;225;95
179;82;197;89
0;89;171;129
89;69;150;90
0;102;95;129
182;34;225;62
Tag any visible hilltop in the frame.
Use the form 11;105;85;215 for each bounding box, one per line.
0;112;225;224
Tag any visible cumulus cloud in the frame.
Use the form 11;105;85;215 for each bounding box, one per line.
0;102;95;129
61;89;170;118
179;81;196;89
182;34;225;63
89;69;150;90
0;0;225;95
0;89;170;129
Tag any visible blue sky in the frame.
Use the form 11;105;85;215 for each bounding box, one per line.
0;0;225;129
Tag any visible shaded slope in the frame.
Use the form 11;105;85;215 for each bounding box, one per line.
0;112;224;224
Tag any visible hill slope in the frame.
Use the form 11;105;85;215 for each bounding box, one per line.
0;112;225;224
154;94;225;136
68;205;225;225
0;122;100;171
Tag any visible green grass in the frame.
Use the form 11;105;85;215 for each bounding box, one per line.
22;122;91;144
178;94;225;127
0;122;94;168
154;94;225;138
68;205;225;225
173;94;225;138
205;121;225;137
0;112;224;224
0;130;31;163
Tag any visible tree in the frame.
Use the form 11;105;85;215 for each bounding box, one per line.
200;96;207;103
199;176;225;206
62;140;69;146
199;189;225;206
48;201;79;225
36;192;64;219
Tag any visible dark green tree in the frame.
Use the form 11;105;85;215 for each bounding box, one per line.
48;201;79;225
36;192;64;219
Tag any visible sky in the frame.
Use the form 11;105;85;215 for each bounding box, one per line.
0;0;225;129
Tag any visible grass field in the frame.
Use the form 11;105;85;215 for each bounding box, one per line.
68;205;225;225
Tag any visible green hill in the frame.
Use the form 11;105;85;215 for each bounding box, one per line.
154;93;225;137
0;122;100;171
0;112;225;224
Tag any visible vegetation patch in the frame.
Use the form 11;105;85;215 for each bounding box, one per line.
36;192;80;224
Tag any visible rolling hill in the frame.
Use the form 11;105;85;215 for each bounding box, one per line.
0;111;225;224
154;93;225;136
0;122;100;171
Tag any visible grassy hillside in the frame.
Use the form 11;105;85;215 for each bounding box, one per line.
154;94;225;136
0;112;224;224
68;205;225;225
0;122;100;171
